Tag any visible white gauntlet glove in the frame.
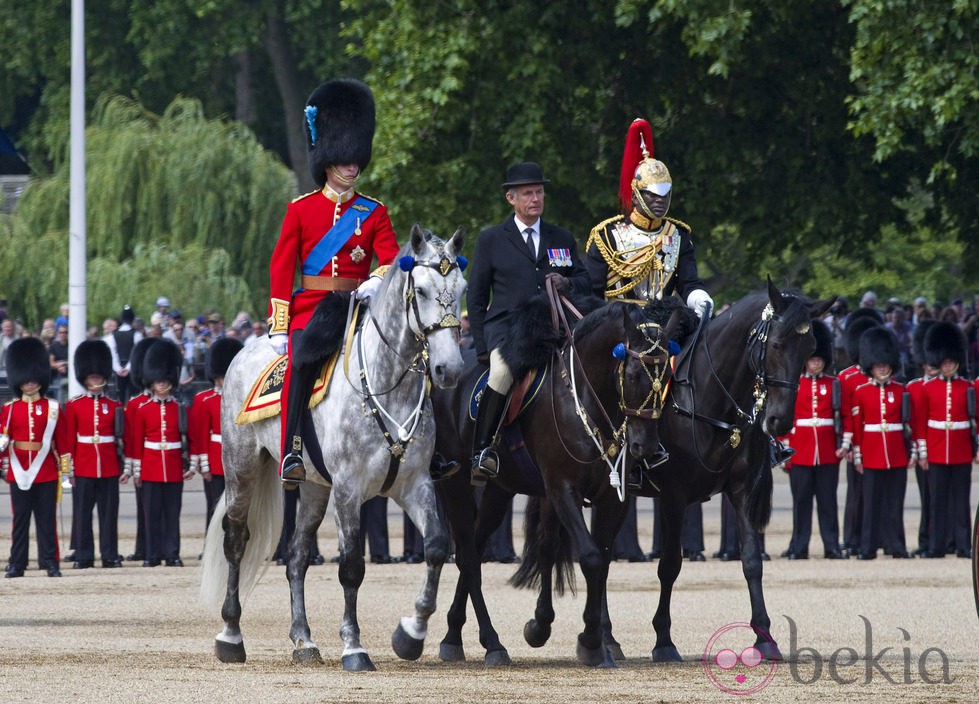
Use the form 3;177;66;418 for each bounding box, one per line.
686;289;714;320
355;276;382;301
269;333;288;356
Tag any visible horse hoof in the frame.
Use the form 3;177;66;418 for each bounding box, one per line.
341;652;376;672
392;623;425;661
439;641;466;662
756;639;783;661
484;648;512;667
523;619;551;648
292;646;324;665
576;639;614;668
214;638;246;663
651;645;683;662
604;640;625;661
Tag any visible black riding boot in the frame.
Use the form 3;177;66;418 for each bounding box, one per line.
470;387;508;485
429;452;461;482
627;443;669;496
770;437;795;467
279;360;320;488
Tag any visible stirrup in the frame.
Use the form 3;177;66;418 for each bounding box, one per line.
470;448;499;486
280;452;306;488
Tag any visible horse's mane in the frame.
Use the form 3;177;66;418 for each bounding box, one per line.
721;289;812;333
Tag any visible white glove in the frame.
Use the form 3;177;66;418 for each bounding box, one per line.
123;457;133;477
199;455;210;474
355;276;382;301
188;454;200;474
686;288;714;320
269;333;288;355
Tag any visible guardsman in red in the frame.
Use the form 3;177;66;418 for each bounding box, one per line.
64;340;124;569
1;337;70;577
914;321;977;558
189;337;243;529
905;319;938;555
132;340;192;567
835;308;884;555
121;337;164;562
268;78;399;486
782;320;845;559
851;327;912;560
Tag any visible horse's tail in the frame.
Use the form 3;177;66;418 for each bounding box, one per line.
744;442;774;532
199;462;283;609
509;496;576;596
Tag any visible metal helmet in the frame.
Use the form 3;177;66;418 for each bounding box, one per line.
618;118;672;214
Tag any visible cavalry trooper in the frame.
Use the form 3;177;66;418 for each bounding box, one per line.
1;337;70;577
850;327;912;560
905;319;938;555
64;339;124;569
188;337;243;529
268;78;400;487
585;118;712;493
780;320;845;559
912;321;977;558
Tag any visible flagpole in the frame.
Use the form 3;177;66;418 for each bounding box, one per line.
67;0;87;400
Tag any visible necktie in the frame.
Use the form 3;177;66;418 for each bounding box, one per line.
524;228;536;258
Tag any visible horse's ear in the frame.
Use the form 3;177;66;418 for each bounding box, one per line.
809;296;835;319
767;275;780;303
410;224;426;253
446;227;466;256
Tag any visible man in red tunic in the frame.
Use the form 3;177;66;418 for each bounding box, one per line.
267;78;399;486
905;320;938;555
189;337;243;529
1;337;70;577
64;340;124;569
913;321;977;557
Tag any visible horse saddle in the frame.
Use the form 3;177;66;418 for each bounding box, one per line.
468;364;549;425
235;352;339;425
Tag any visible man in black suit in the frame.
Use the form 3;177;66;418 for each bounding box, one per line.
467;162;591;483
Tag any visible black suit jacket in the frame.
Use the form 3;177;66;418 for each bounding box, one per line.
467;217;591;356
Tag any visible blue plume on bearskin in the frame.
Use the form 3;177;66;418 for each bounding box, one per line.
294;292;350;368
142;339;183;387
858;326;900;376
811;318;834;371
129;337;164;392
305;79;375;189
843;314;882;366
207;337;244;382
6;336;50;395
923;320;967;369
73;339;113;385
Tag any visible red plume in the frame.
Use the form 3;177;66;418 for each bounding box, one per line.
619;118;654;212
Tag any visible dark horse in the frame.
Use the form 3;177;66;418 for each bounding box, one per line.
433;292;694;666
517;279;833;662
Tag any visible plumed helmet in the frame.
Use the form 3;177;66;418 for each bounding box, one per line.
910;319;937;368
206;337;243;383
142;339;183;387
843;313;883;366
129;337;164;392
923;320;967;369
6;337;50;395
305;79;375;189
73;339;113;386
619;118;671;213
810;319;834;371
858;327;900;377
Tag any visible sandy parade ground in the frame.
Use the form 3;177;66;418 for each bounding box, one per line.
1;470;977;704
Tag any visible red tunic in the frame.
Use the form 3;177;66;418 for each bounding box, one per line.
65;393;122;479
852;379;908;470
1;396;69;485
838;364;868;443
786;373;838;466
188;388;224;476
268;189;400;330
123;391;151;469
911;375;973;465
131;396;184;483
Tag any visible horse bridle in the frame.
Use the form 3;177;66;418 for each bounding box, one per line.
617;320;674;421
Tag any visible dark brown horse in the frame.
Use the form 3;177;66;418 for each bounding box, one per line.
432;295;693;666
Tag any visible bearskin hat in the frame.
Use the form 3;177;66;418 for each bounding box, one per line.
206;337;243;383
923;320;967;369
142;339;182;387
6;337;50;395
810;319;834;371
910;319;937;368
128;337;163;392
858;326;901;377
843;314;883;366
73;339;113;386
305;79;375;189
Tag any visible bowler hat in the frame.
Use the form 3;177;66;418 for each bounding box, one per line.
502;162;549;189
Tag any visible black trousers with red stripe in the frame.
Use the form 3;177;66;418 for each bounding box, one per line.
8;479;59;571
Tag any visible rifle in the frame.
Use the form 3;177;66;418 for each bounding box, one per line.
832;378;842;449
901;390;913;456
968;385;977;456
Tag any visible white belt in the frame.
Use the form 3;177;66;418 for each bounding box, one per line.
927;419;971;431
76;435;115;444
796;418;834;427
863;423;903;433
210;433;222;444
144;440;182;450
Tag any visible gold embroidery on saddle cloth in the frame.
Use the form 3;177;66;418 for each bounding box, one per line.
235;353;339;425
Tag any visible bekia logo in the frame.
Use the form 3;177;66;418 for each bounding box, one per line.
702;622;778;695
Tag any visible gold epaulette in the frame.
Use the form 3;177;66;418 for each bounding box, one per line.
664;216;691;234
585;215;625;255
356;193;384;207
291;189;320;203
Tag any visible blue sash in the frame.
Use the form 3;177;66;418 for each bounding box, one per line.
302;197;379;276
